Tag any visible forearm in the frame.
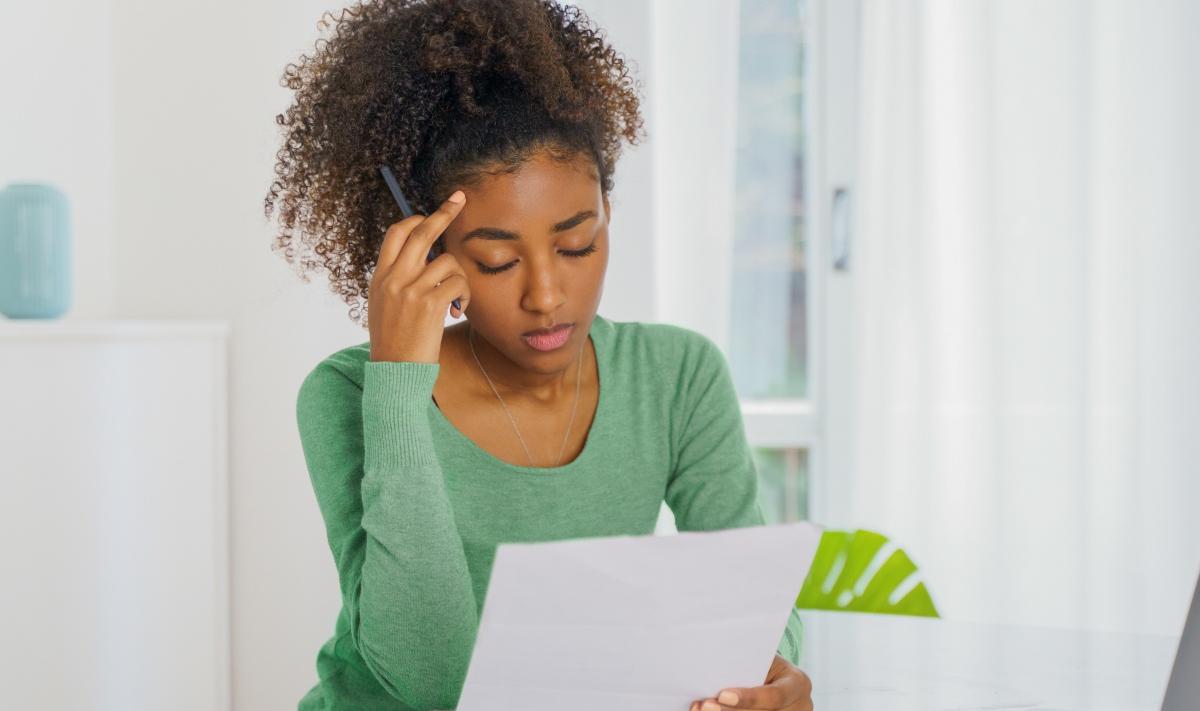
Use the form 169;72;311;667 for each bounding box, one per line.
355;360;479;709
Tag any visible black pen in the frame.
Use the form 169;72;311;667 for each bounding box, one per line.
379;166;461;312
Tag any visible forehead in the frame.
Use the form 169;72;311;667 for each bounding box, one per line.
459;152;600;225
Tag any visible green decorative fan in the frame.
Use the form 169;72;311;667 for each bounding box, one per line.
795;529;939;617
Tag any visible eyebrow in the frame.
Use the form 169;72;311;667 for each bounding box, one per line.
460;210;597;244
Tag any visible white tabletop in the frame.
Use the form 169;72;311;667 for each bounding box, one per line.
795;610;1180;710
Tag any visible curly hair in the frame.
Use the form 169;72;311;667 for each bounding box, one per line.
263;0;646;326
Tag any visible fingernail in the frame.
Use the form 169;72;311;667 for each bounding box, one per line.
448;190;465;203
718;690;739;705
701;702;720;711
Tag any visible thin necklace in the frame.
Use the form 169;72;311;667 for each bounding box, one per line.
468;323;584;468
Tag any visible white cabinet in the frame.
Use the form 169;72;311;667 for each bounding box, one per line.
0;320;231;711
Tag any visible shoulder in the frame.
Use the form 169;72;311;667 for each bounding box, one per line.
600;318;737;446
296;340;372;410
601;316;729;387
609;317;720;360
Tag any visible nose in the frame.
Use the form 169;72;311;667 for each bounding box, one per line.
519;256;567;314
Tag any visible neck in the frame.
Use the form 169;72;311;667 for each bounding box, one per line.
466;322;584;405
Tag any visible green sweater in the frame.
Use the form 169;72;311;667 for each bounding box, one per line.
296;313;805;711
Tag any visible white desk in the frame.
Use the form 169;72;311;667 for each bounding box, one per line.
796;610;1179;710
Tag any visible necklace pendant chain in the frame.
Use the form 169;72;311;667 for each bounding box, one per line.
468;323;584;468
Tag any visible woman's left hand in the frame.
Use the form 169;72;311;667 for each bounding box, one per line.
689;654;814;711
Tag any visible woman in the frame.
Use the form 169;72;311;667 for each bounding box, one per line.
265;1;814;709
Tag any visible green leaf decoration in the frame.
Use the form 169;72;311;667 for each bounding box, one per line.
795;529;939;617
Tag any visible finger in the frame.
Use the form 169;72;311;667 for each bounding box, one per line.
712;678;792;710
793;668;814;708
428;273;469;313
373;214;426;282
396;189;466;274
415;253;471;312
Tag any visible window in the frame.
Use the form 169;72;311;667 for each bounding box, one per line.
732;1;811;525
754;447;809;522
647;0;829;533
731;0;808;402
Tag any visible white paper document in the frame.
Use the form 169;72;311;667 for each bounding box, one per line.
456;521;823;711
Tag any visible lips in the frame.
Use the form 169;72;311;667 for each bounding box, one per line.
521;323;574;352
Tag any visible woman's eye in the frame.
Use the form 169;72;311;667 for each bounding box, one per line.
562;243;599;259
475;242;598;275
477;261;515;275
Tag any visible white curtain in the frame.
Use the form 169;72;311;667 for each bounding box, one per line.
834;0;1200;636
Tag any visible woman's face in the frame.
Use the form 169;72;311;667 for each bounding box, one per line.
441;150;610;377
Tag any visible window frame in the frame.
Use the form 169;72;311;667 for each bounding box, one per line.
575;0;860;530
645;0;859;526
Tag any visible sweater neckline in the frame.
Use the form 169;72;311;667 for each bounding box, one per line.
426;314;610;475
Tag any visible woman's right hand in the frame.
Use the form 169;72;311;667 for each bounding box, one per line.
367;190;471;364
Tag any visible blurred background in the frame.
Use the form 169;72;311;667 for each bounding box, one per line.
2;0;1198;709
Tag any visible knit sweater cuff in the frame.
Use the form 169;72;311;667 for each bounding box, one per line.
361;360;440;468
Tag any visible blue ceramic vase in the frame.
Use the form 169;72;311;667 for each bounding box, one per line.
0;182;72;319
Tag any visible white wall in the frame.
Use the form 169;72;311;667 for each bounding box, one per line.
0;0;115;316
